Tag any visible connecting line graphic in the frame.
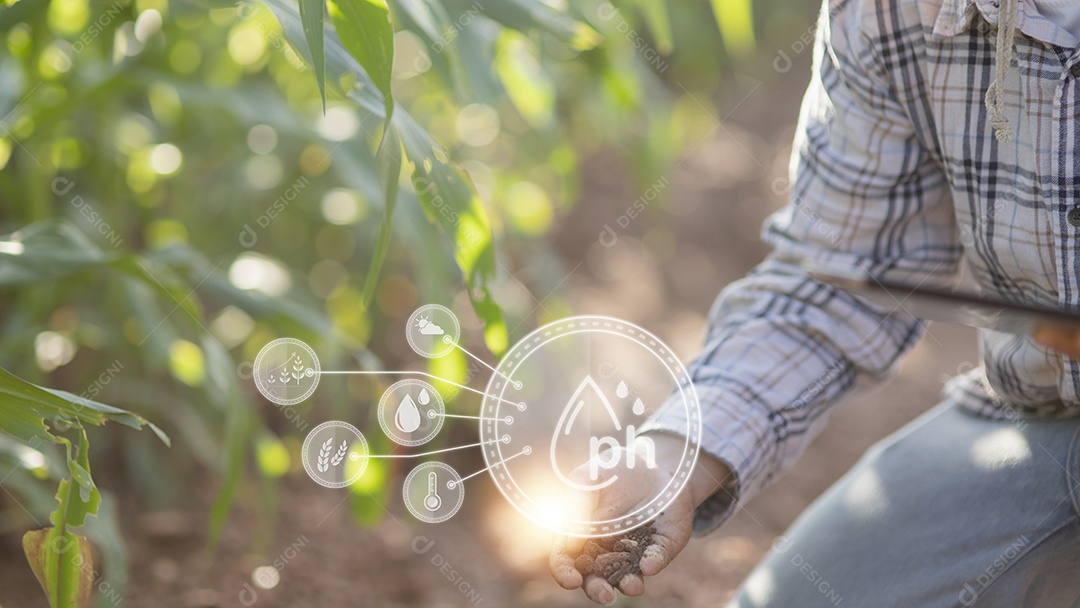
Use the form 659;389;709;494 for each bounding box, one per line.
351;438;508;461
314;370;526;411
445;337;522;390
447;446;532;489
428;411;514;424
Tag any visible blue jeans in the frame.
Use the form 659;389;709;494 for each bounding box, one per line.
727;401;1080;607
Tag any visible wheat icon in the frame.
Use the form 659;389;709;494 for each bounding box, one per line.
317;437;333;472
330;440;347;467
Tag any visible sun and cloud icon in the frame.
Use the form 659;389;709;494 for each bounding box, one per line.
415;315;445;336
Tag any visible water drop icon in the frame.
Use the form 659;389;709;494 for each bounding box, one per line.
395;394;421;433
616;381;629;398
550;376;624;492
633;398;645;415
554;376;622;439
418;388;431;406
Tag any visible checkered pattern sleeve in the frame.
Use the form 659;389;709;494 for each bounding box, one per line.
641;0;962;535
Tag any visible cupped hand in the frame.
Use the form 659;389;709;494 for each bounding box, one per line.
548;433;730;604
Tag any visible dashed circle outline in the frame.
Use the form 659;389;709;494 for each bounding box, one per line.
377;379;445;447
480;316;702;537
406;304;461;359
254;338;322;406
301;420;369;489
402;461;465;523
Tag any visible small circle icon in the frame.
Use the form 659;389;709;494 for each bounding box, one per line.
302;421;369;489
406;304;460;358
377;380;445;446
253;338;321;405
403;461;464;523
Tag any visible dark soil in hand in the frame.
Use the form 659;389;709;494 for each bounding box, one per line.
572;522;657;590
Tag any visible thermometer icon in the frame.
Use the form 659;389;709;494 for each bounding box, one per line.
423;471;442;511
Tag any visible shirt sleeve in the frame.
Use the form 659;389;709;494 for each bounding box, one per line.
640;0;961;535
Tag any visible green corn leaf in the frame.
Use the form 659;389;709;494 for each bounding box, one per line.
325;0;403;307
0;366;168;445
0;221;202;329
361;125;403;308
55;432;100;528
709;0;755;57
110;254;203;331
386;0;454;83
635;0;673;54
148;245;335;337
23;528;94;608
208;399;252;552
475;0;600;50
299;0;327;110
0;220;113;285
264;0;505;351
495;31;555;129
389;0;442;41
396;113;507;354
23;430;101;608
0;0;47;35
329;0;395;117
448;10;503;102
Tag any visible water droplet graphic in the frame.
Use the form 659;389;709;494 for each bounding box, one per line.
632;398;645;415
395;394;421;433
550;375;623;492
554;376;622;438
418;388;430;406
616;381;629;398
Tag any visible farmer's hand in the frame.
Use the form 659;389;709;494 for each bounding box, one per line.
1033;325;1080;358
548;433;731;605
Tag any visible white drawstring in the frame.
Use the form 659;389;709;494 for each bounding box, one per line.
985;0;1019;142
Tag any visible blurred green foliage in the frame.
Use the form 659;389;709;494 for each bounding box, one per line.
0;0;820;604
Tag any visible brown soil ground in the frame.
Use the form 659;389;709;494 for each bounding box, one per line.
0;52;979;608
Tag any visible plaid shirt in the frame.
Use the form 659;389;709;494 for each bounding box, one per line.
643;0;1080;534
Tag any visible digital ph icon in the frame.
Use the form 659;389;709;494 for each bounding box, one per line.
551;376;657;492
480;316;701;537
261;308;700;536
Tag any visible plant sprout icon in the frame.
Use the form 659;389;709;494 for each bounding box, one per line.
267;352;310;386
